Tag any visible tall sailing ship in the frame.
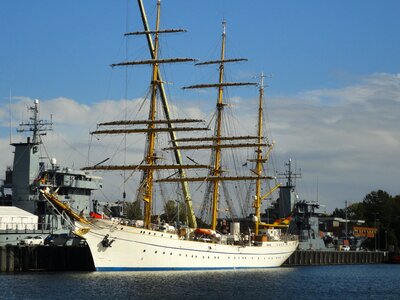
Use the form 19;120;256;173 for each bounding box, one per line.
42;0;298;271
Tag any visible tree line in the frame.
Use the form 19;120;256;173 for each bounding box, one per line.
329;190;400;252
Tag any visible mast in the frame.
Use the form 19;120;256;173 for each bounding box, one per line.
17;99;53;147
85;0;207;230
142;0;161;227
136;0;197;228
179;21;259;230
209;21;226;230
254;74;265;235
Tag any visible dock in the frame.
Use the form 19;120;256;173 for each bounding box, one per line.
0;245;389;272
284;249;388;266
0;245;94;272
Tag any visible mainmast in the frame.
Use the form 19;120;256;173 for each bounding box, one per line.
211;20;226;230
162;22;273;231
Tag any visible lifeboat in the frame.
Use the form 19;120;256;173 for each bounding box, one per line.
89;211;103;219
194;228;214;236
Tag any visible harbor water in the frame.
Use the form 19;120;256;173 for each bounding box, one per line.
1;264;400;299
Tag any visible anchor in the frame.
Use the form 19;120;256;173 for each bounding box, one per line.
101;234;115;248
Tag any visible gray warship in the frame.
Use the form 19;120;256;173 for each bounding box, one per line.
0;99;102;246
266;159;328;250
270;159;368;251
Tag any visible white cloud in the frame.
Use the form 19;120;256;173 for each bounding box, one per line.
1;73;399;213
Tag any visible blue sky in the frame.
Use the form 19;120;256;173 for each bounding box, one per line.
2;0;400;101
1;0;400;213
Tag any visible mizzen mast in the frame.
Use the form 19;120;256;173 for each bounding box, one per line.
254;73;270;235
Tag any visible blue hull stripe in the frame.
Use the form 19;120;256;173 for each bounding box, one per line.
96;266;280;272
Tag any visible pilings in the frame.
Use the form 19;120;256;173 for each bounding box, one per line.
0;245;94;272
284;250;389;266
0;246;389;272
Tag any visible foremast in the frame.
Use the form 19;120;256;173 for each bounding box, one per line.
83;0;208;229
137;0;198;229
143;0;161;227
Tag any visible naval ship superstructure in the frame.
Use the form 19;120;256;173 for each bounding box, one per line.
0;99;102;245
265;159;327;250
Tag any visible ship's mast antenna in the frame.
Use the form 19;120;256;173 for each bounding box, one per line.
17;99;53;147
278;158;301;188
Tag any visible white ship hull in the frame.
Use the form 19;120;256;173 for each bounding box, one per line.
79;220;298;271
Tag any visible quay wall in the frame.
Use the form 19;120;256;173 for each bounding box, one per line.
0;246;389;272
284;250;389;266
0;245;94;272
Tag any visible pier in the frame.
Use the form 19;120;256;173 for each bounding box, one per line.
284;250;388;266
0;245;94;272
0;245;389;272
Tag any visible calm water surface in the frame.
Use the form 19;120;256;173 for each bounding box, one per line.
1;264;400;299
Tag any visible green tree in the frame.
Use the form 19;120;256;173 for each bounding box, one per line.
124;200;142;220
330;190;400;251
163;200;176;222
161;200;186;224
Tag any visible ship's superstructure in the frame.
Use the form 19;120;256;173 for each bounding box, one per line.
0;100;102;245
